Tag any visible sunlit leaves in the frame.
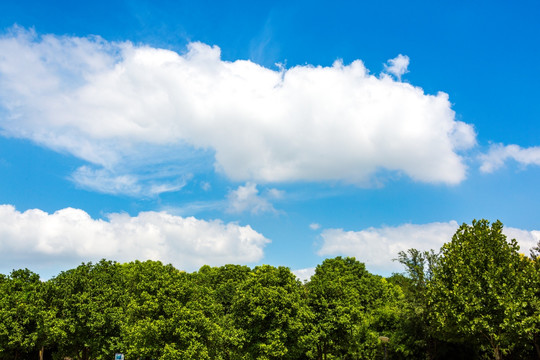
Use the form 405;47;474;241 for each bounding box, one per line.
427;220;534;359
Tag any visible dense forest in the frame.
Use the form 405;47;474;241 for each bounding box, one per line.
1;220;539;360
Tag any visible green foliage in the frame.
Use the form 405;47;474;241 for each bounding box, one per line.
47;260;125;360
388;249;438;359
305;257;402;360
195;264;252;358
231;265;307;360
523;249;540;358
427;220;534;359
1;220;538;360
0;269;45;359
119;260;222;360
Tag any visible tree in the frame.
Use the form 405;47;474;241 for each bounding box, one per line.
526;241;540;358
47;260;125;360
196;264;251;316
427;220;532;359
391;249;479;359
390;249;438;359
0;269;46;360
230;265;307;360
305;257;401;360
195;264;252;359
120;260;222;360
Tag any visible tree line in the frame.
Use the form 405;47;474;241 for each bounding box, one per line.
0;219;539;360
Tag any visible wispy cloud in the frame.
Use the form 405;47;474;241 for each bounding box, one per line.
309;223;321;230
0;27;476;197
71;166;188;197
0;204;270;275
479;143;540;173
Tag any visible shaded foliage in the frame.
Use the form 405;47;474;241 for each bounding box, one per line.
305;257;402;360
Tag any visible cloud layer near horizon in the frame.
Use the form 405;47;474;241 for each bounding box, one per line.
0;28;476;195
2;204;537;279
318;221;540;274
0;205;269;274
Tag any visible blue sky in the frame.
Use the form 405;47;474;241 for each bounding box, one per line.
0;0;539;279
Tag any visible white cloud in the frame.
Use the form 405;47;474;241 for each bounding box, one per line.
317;221;539;274
0;204;269;275
292;267;316;282
309;223;321;230
479;143;540;173
226;182;280;214
383;54;410;81
0;27;476;195
503;227;540;256
71;165;188;197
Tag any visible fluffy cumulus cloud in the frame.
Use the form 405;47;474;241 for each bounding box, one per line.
0;27;476;196
0;205;269;275
383;54;410;81
292;267;316;282
317;221;539;274
226;182;282;214
503;227;540;255
480;143;540;173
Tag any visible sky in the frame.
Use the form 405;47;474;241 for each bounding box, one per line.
0;0;539;280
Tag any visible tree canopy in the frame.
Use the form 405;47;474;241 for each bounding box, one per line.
427;220;533;359
0;219;538;360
